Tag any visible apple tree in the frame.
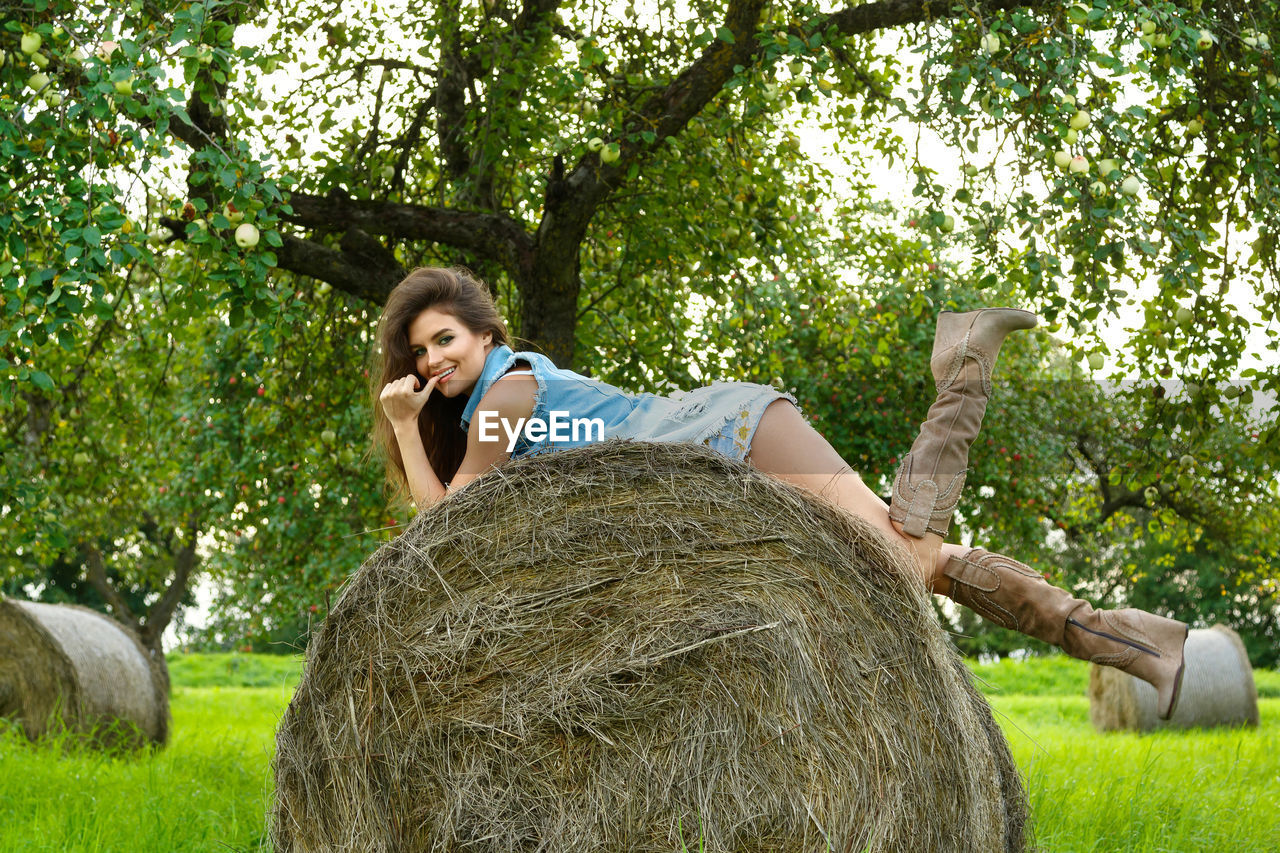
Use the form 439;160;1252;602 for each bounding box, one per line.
3;0;1278;646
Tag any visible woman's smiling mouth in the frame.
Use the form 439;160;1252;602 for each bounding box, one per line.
434;367;457;383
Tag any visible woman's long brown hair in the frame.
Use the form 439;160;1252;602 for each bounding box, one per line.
371;267;510;502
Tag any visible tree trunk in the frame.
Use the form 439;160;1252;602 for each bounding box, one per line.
522;241;584;368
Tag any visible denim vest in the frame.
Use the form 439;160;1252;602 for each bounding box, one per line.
458;345;783;459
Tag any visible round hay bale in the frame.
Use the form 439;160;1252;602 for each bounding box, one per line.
0;598;169;748
272;441;1029;852
1089;625;1258;732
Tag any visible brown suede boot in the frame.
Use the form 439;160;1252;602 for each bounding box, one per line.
944;548;1189;720
889;308;1038;539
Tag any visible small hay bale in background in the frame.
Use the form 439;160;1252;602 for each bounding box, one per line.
1089;625;1258;732
272;441;1029;853
0;598;170;748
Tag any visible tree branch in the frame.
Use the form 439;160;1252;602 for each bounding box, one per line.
553;0;1056;230
138;518;201;653
828;0;1052;35
84;545;142;632
544;0;770;242
281;192;535;278
436;1;472;183
275;232;405;305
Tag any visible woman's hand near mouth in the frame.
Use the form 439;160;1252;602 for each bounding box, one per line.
380;371;443;428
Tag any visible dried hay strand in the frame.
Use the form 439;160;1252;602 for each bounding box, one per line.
0;598;170;748
272;441;1029;852
1089;625;1259;732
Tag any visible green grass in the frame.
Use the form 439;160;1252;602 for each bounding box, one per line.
0;685;287;852
0;653;1276;851
997;695;1280;851
164;651;303;689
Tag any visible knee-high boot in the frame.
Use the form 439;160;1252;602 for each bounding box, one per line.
889;308;1038;539
943;548;1189;719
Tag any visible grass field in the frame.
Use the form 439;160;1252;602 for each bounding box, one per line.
1;653;1276;852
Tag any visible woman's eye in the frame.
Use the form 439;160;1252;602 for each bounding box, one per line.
438;336;453;346
412;348;426;357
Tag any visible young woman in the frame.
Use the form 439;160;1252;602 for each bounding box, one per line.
374;266;1189;719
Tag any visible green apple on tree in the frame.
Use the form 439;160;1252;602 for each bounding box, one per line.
20;31;42;54
234;223;259;248
1120;176;1141;196
600;142;620;164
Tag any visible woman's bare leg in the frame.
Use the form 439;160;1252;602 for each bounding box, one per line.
746;399;962;594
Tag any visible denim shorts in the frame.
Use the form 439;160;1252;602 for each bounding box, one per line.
693;384;798;463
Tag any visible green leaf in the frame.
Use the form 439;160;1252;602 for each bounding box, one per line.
29;370;54;390
716;27;735;45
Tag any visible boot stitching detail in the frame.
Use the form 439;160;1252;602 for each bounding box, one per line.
942;557;1001;593
952;586;1019;631
1090;648;1140;668
1099;610;1161;651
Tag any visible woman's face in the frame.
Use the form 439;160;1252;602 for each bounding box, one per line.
406;306;494;398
